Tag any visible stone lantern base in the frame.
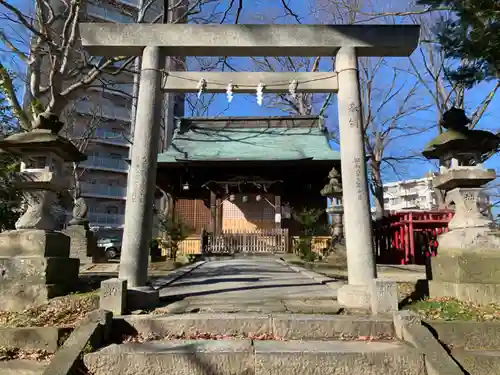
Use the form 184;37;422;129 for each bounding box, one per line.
0;229;80;311
429;227;500;305
63;224;106;264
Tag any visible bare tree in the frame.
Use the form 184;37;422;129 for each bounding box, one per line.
308;0;500;215
248;1;433;219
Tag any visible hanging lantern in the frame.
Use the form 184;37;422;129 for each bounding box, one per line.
242;195;248;203
182;182;190;191
256;194;262;202
229;194;236;202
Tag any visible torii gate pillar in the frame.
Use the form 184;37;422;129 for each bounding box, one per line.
79;23;419;310
117;46;163;308
335;47;377;308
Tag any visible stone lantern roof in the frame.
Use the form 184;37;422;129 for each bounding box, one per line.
422;128;500;161
0;129;86;163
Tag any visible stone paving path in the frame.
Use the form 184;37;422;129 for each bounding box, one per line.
155;257;344;314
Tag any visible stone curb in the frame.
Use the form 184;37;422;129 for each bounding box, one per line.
41;310;112;375
114;313;395;340
0;326;64;352
425;320;500;350
277;258;341;288
151;260;206;290
393;311;464;375
84;338;426;375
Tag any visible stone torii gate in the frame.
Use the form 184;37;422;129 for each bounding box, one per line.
79;23;420;309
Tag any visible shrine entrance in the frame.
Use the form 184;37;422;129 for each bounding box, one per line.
79;22;420;308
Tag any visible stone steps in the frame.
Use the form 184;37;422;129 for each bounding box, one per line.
0;359;48;375
452;348;500;375
84;338;426;375
158;297;343;314
86;313;427;375
113;313;394;340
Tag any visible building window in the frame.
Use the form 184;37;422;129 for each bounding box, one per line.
106;206;118;214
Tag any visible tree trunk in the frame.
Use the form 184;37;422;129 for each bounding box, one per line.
370;161;385;220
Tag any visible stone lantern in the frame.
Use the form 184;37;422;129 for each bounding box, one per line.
0;114;87;311
321;167;344;242
422;107;500;305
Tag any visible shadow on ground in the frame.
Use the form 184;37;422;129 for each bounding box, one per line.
398;279;429;309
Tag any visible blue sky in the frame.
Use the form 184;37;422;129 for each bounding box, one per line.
182;0;500;185
2;0;499;205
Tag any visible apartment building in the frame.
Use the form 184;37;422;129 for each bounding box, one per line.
67;0;184;238
381;174;438;212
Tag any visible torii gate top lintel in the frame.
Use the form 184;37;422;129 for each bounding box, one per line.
79;23;420;58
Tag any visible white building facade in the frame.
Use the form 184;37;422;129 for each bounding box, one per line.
381;175;437;212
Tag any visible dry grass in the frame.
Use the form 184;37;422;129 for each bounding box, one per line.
408;297;500;321
0;347;53;361
0;291;99;328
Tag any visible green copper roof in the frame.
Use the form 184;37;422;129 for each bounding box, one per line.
157;125;340;163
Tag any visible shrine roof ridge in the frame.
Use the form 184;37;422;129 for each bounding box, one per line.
178;115;324;129
157;125;339;164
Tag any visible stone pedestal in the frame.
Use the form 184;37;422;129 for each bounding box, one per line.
429;166;500;305
63;224;105;264
0;230;80;311
429;227;500;305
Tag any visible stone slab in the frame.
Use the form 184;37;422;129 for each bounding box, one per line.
429;280;500;305
401;323;464;375
337;284;371;309
254;340;426;375
0;327;61;352
452;349;500;375
42;311;112;375
427;320;500;350
188;301;287;314
0;283;68;312
0;359;48;375
114;313;394;340
0;257;80;285
79;24;420;57
271;314;394;340
100;278;127;316
282;299;342;314
393;310;421;340
431;250;500;284
85;338;425;375
84;339;254;375
0;230;69;257
370;279;398;315
117;313;271;337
